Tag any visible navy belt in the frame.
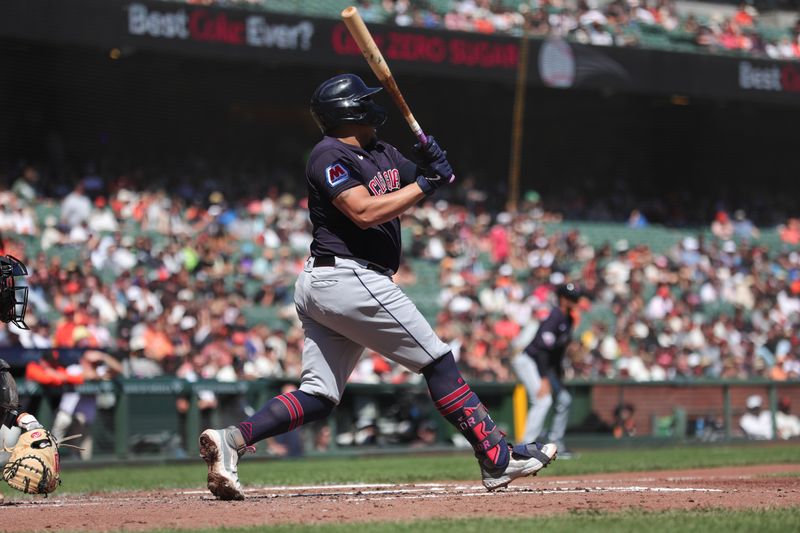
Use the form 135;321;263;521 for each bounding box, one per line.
312;256;389;274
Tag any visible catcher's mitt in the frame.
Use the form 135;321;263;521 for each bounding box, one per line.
3;428;61;495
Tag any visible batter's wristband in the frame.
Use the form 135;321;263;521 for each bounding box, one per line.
416;175;436;196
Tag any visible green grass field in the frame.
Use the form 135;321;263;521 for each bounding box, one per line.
5;441;799;533
139;508;800;533
28;441;800;495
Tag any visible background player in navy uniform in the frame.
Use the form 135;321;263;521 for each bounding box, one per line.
199;73;557;500
512;283;581;458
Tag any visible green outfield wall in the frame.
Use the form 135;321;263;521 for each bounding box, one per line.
12;378;798;462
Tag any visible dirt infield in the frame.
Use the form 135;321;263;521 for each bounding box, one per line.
1;464;799;532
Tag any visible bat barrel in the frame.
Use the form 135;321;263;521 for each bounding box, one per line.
341;6;455;184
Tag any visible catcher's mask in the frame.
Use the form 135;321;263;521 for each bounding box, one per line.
0;255;29;330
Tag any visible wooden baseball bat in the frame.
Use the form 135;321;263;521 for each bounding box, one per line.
341;6;455;183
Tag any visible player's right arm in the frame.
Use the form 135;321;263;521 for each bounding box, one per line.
334;137;453;228
333;183;426;229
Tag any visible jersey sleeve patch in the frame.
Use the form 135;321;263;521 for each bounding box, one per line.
325;162;351;188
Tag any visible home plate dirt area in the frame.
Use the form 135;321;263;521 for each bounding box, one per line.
1;464;799;532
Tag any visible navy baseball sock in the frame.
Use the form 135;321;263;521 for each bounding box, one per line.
237;390;334;445
422;352;509;472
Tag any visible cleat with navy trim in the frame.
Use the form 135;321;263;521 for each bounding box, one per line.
199;427;246;501
480;442;558;491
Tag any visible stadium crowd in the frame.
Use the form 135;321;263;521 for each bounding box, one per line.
1;167;799;390
184;0;800;60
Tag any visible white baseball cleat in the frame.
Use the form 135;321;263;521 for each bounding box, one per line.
199;427;246;501
480;442;558;491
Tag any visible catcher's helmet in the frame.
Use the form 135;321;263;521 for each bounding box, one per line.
310;74;388;134
0;255;29;330
556;282;581;302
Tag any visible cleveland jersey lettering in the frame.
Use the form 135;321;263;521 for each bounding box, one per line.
368;169;401;196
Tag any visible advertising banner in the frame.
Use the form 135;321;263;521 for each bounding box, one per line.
1;0;798;105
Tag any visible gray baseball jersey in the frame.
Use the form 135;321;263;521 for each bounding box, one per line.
296;136;449;403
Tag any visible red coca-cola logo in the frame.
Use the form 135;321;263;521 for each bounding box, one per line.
781;64;800;92
188;10;245;45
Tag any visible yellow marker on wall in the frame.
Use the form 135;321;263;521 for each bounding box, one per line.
513;384;528;443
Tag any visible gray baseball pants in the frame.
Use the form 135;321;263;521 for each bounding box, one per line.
511;352;572;444
294;257;451;404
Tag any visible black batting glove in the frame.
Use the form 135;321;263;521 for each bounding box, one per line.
415;157;453;194
412;137;454;196
412;136;446;164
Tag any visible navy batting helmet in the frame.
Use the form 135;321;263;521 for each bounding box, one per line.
556;282;581;302
310;74;388;134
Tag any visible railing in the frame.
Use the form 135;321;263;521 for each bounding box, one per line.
13;378;799;461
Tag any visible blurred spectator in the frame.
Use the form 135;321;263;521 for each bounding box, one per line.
53;304;78;347
739;394;773;440
612;402;636;438
60;182;92;228
733;2;755;28
122;336;163;378
24;350;86;419
711;210;734;240
779;218;800;245
628;209;649;228
25;350;84;387
733;209;759;241
11;166;40;202
52;349;122;460
776;397;800;440
358;0;387;23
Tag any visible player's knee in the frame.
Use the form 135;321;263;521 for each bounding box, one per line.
535;394;553;410
527;387;541;408
559;390;572;407
316;396;336;418
420;351;457;380
294;390;337;420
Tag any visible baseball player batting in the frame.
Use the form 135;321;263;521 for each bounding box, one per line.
199;74;557;500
